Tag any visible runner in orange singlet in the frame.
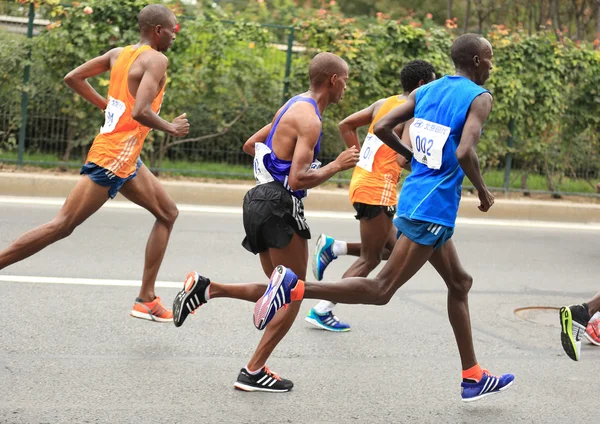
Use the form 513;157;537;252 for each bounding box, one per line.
308;60;436;331
0;4;189;322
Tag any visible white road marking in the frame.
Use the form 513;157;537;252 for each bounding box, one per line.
0;195;598;231
0;274;182;287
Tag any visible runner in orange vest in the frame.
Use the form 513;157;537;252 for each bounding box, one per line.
308;60;436;331
0;4;189;322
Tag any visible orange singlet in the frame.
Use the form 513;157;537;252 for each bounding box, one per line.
349;95;406;207
86;45;166;178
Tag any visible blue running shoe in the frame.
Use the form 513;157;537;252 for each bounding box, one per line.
312;234;337;281
461;370;515;402
254;266;301;331
305;308;351;332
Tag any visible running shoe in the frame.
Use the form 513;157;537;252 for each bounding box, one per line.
254;265;303;331
560;303;591;361
305;308;350;332
130;296;173;322
173;271;211;328
585;312;600;346
461;370;515;402
233;366;293;392
312;234;337;281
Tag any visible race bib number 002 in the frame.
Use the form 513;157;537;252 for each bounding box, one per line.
356;133;384;173
409;119;451;170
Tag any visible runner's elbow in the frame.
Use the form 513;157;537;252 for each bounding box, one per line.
372;122;388;140
63;71;77;87
287;174;307;191
131;106;148;122
242;140;254;156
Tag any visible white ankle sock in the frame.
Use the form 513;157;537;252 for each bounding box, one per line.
313;300;336;314
204;285;211;301
245;366;263;375
331;240;347;256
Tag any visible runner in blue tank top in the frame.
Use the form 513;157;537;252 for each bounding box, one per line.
251;34;515;402
172;52;359;392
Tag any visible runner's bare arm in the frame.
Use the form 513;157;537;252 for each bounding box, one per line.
338;99;385;150
131;54;188;137
64;48;122;111
288;114;359;191
243;124;272;157
373;91;416;161
456;93;493;193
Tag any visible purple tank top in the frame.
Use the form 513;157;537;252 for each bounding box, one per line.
253;96;322;199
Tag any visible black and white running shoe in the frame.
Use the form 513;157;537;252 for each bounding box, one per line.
233;367;293;393
173;271;210;327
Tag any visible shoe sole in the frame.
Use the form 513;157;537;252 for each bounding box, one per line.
584;332;600;346
461;380;514;402
233;382;292;393
560;306;585;361
312;234;326;281
130;310;172;322
305;316;350;332
254;266;287;330
173;271;200;328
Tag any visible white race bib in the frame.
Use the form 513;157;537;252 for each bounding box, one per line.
253;143;275;185
356;133;384;172
409;118;451;170
100;96;126;134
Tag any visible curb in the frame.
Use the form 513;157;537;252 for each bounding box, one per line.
0;172;599;223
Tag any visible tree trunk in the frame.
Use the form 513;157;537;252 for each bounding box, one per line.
463;0;471;33
448;0;453;20
555;0;563;30
597;0;600;34
521;170;530;196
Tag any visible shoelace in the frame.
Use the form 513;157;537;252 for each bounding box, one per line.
263;366;281;381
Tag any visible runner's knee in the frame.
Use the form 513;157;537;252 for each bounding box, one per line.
360;255;381;273
447;273;473;298
158;202;179;225
50;217;77;240
372;277;394;305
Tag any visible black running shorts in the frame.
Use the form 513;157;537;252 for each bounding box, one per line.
242;182;311;254
353;202;397;221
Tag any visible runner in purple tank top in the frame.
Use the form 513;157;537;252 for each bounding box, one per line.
172;52;359;392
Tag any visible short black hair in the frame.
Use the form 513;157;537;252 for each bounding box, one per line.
138;4;176;33
451;33;486;69
309;52;349;86
400;60;436;92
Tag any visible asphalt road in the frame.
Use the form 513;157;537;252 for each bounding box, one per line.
0;200;598;424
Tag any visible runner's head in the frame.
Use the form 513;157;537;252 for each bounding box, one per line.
400;60;436;94
451;33;493;85
309;52;349;104
138;4;178;52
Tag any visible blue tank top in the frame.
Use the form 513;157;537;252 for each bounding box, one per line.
397;76;489;227
253;96;322;199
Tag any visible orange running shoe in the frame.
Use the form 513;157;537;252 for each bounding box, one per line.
130;296;173;322
585;312;600;346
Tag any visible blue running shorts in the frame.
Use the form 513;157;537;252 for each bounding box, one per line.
80;157;143;199
393;215;454;250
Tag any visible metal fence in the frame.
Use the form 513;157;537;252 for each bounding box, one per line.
0;1;301;177
1;2;599;197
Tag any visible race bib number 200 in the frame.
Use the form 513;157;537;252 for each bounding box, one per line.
409;119;451;170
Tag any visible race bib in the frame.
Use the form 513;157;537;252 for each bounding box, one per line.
409;118;451;170
253;142;275;185
100;97;126;134
356;133;384;173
